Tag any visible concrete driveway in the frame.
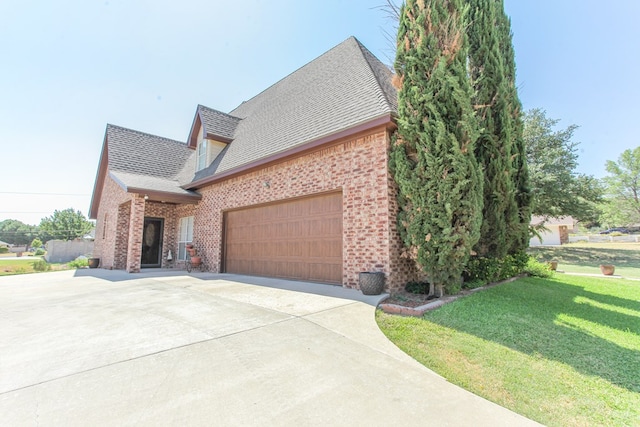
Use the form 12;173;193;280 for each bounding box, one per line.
0;269;539;426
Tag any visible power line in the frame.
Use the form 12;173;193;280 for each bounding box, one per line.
0;211;57;214
0;192;89;196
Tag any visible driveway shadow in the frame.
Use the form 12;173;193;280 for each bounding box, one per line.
72;269;386;306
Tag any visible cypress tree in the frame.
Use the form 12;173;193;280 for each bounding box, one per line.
495;0;532;252
390;0;483;297
468;0;519;258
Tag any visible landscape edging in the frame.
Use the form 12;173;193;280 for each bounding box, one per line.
378;275;525;317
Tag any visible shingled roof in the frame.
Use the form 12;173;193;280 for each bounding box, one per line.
190;36;396;185
90;36;397;217
189;105;241;145
89;125;200;218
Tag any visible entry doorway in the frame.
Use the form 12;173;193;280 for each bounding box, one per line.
141;217;163;268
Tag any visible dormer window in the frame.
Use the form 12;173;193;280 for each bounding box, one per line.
197;139;208;171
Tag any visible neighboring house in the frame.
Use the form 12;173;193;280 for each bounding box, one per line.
89;37;418;291
530;216;575;246
83;228;96;241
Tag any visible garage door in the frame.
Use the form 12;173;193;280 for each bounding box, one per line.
224;192;343;284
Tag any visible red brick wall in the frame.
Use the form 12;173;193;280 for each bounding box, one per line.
125;195;145;272
94;173;181;271
114;201;130;269
559;225;569;245
93;174;134;269
183;127;418;291
94;127;419;290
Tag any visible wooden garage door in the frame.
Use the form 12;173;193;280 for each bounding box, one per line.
224;192;342;284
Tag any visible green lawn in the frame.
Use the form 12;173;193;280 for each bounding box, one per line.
377;275;640;427
529;242;640;278
0;258;66;276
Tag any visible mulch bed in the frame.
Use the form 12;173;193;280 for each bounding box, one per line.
379;275;524;316
382;291;438;308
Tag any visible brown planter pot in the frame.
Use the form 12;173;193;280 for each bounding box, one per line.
190;256;202;266
88;258;100;269
600;264;615;276
548;261;558;271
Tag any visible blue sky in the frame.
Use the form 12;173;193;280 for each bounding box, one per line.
1;0;638;226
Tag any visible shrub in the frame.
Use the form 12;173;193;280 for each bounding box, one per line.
405;281;430;294
464;252;529;286
524;258;554;278
447;280;462;295
34;248;45;256
32;259;51;272
0;247;8;254
464;279;486;289
30;238;43;250
67;258;88;269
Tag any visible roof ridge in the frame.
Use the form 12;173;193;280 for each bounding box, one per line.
106;123;186;146
197;104;241;119
350;38;396;113
229;36;361;116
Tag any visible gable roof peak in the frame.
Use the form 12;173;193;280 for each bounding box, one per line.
187;105;241;147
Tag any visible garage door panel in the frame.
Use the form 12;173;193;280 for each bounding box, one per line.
309;263;341;282
224;193;343;284
288;241;309;257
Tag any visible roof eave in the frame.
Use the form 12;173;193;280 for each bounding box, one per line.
185;113;396;190
187;108;203;149
204;133;233;144
88;130;110;219
109;171;202;204
126;187;202;204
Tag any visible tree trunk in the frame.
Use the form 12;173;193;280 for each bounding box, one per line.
434;284;445;298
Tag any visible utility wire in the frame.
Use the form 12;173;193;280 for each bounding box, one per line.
0;211;57;214
0;192;89;196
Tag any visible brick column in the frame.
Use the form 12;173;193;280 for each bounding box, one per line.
126;195;145;273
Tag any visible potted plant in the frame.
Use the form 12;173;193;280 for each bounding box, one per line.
88;257;100;268
548;260;558;271
186;244;196;258
600;264;615;276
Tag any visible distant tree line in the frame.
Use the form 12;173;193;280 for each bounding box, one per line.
0;208;93;245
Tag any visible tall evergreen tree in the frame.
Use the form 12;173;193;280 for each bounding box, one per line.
495;0;532;252
391;0;483;297
467;0;519;258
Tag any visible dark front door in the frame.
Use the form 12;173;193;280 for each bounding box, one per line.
141;217;163;268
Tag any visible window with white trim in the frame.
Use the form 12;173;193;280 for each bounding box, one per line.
178;216;194;260
197;139;208;171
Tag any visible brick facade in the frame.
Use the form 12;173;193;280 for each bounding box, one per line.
559;225;569;245
93;126;419;291
94;175;182;272
93;175;134;270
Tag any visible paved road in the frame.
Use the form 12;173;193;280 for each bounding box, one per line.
0;269;540;426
